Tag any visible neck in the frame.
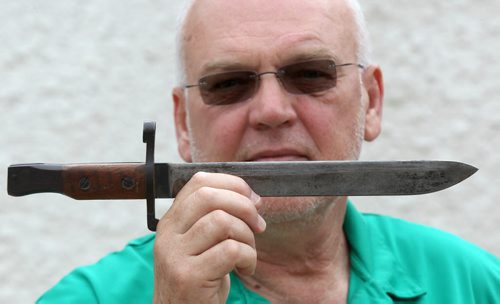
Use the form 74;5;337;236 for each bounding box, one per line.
238;197;350;303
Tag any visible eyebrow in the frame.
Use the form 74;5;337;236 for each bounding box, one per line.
284;48;339;64
198;48;340;76
200;60;251;76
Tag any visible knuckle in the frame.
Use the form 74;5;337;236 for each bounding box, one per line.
195;186;217;201
222;239;242;258
237;201;256;220
210;209;231;226
220;239;256;267
191;171;210;184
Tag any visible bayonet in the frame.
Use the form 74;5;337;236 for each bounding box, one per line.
7;122;478;231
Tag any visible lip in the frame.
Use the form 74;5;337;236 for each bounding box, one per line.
246;149;309;162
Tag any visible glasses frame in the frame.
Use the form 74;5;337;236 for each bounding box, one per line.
184;59;365;105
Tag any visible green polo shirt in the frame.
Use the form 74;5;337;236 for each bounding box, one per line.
38;202;499;303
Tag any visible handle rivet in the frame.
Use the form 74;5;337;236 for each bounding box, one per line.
121;176;136;190
79;177;91;191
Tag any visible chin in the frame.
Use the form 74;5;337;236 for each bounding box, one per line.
258;196;340;224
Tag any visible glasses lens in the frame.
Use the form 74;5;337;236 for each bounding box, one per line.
199;71;256;105
280;60;337;94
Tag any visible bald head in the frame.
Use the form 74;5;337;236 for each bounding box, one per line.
175;0;371;85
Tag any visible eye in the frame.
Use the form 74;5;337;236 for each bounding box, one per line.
290;69;333;80
212;79;242;90
199;71;256;105
203;72;254;92
281;60;337;94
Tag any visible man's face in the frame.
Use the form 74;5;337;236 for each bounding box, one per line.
173;0;383;221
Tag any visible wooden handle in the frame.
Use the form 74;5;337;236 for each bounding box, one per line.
62;163;146;199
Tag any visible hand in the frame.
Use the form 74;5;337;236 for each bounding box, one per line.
153;172;266;304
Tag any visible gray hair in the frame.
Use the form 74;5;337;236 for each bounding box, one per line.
174;0;196;86
174;0;372;86
346;0;373;66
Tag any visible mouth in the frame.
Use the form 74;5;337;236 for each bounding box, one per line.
246;150;309;162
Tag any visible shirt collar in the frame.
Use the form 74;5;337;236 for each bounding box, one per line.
344;201;427;301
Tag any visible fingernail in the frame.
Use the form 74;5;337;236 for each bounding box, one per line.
250;191;261;205
257;215;266;232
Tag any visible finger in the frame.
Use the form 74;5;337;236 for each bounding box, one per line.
170;186;265;235
194;239;258;280
174;172;258;205
183;209;256;255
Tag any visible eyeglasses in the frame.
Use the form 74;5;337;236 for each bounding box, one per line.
184;59;364;106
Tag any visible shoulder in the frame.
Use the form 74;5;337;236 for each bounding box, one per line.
363;213;500;302
363;212;494;260
37;234;156;304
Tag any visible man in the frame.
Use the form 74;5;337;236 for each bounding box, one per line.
38;0;499;303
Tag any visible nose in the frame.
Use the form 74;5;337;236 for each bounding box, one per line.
248;73;298;130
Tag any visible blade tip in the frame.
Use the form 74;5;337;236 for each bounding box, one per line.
461;162;479;179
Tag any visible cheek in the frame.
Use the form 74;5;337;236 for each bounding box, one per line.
188;104;248;161
296;93;363;159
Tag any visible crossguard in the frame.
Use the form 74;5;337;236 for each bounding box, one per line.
143;122;159;231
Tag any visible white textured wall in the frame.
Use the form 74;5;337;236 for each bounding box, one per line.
1;1;498;302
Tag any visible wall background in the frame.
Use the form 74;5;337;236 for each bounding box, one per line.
1;0;498;302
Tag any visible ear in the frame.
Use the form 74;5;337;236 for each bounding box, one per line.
362;65;384;142
173;87;193;162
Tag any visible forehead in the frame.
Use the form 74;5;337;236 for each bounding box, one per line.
183;0;357;76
